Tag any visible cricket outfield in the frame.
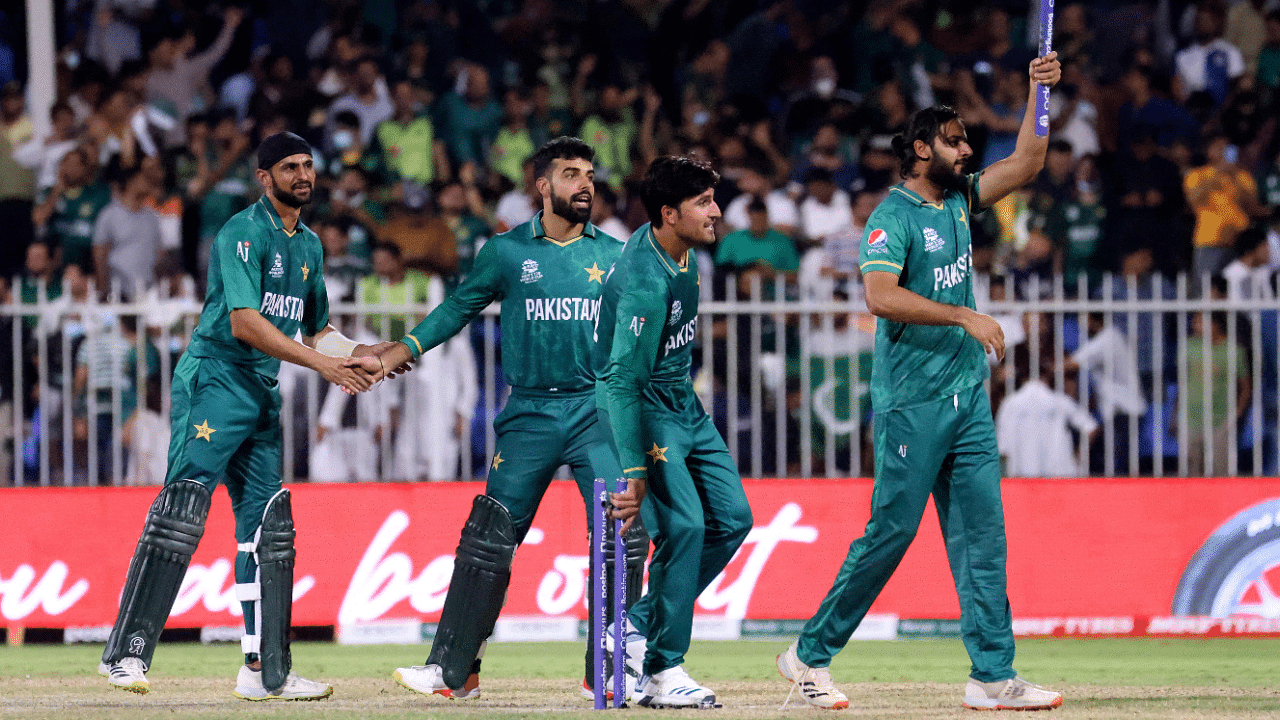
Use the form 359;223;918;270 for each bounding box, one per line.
2;639;1278;719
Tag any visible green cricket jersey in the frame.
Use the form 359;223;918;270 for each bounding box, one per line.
402;211;622;391
859;175;988;412
186;196;330;378
596;225;702;478
47;182;111;270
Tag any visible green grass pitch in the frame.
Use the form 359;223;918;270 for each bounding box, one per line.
2;638;1278;719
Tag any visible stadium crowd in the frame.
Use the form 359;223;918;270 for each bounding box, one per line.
1;0;1279;484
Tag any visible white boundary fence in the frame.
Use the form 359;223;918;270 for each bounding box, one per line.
3;272;1277;485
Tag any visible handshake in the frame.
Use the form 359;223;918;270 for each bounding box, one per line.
324;341;417;395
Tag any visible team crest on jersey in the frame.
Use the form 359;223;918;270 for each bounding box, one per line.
269;253;284;278
868;228;888;248
923;227;945;253
669;300;682;326
520;259;542;284
237;241;251;262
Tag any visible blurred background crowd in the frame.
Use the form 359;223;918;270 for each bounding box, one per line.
2;0;1279;485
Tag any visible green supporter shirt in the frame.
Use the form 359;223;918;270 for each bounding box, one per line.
596;225;703;479
185;196;330;378
859;177;989;412
376;115;437;185
47;182;111;270
579;113;636;189
402;211;621;391
360;269;436;341
715;228;800;271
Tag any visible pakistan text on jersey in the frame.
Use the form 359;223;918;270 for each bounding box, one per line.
524;297;601;322
933;249;971;292
260;292;306;321
664;316;697;356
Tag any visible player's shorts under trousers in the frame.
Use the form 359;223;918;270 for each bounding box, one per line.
797;381;1015;682
487;387;624;542
165;354;284;538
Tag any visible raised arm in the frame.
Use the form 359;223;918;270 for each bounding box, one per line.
976;52;1061;209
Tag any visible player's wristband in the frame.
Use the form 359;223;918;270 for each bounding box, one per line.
315;330;360;357
401;334;425;360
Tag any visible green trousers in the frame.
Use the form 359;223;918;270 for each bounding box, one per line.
798;382;1015;683
485;389;622;539
166;354;284;649
626;383;753;676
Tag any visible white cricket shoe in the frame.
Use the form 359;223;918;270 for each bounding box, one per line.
233;665;333;701
393;663;481;699
100;657;149;694
776;641;849;710
962;676;1062;711
635;665;719;708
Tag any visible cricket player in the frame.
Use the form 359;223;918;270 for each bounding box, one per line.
98;132;381;700
774;54;1064;711
374;137;649;700
595;156;754;708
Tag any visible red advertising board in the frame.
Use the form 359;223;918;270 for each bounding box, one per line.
2;479;1278;633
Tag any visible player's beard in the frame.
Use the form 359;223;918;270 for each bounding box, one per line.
550;189;592;225
924;153;967;193
272;178;312;208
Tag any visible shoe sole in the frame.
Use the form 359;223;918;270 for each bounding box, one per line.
962;696;1063;711
233;686;333;702
776;654;849;710
392;670;480;700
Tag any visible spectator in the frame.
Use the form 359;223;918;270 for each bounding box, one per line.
1111;126;1187;272
12;101;79;191
1221;226;1273;299
590;183;630;241
797;167;853;249
1180;310;1251;476
783;55;860;142
996;349;1097;477
175;110;255;277
144;6;243;146
395;321;478;481
1097;247;1176;403
1115;64;1199;154
316;215;370;304
1173;4;1244;108
528;81;573;148
716;197;800;297
489;88;536;188
493;156;540;233
438;63;502;166
122;377;167;486
92;163;162;297
377;78;450;187
247;52;318;133
578;83;638;189
73;313;160;485
327;55;393;147
360;241;435;341
377;182;456;276
1067;313;1148;475
722;160;798;236
312;318;394;482
788;123;859;193
1048;68;1100;159
19;242;63;329
322;109;383;178
1045;155;1106;293
317;166;385;257
1256;11;1280;104
32;146;111;272
436;172;490;291
85;0;155;75
889;14;949;111
0;81;35;279
1184;133;1264;280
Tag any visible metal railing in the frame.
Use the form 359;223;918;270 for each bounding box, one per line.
3;271;1277;485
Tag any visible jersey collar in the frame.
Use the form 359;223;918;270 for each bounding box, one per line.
257;196;300;237
889;184;946;210
532;209;597;247
645;225;689;276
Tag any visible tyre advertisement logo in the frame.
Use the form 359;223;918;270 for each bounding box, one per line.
1172;497;1280;618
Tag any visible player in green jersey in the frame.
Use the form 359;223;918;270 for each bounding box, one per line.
98;133;381;701
596;156;753;709
775;54;1064;712
375;137;648;701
